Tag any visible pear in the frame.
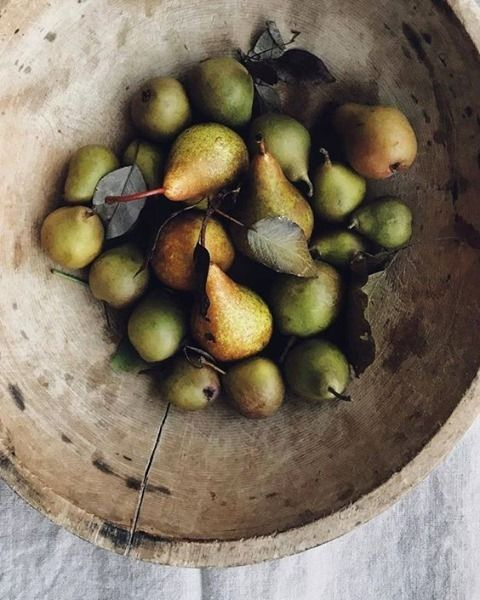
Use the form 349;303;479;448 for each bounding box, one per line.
152;211;235;291
232;137;314;258
223;357;285;419
161;357;220;411
127;290;186;362
123;139;164;189
88;244;149;309
64;145;119;204
191;264;273;362
333;103;418;179
40;206;104;269
312;150;366;222
131;77;191;142
248;113;313;195
183;197;210;211
310;230;366;268
284;339;350;402
270;261;343;337
350;197;413;249
163;123;249;201
187;57;254;129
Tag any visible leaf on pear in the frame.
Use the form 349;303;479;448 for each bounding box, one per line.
193;243;211;317
245;60;279;85
274;49;336;84
93;165;147;239
250;20;286;59
454;214;480;250
253;83;282;114
246;216;317;277
110;338;149;374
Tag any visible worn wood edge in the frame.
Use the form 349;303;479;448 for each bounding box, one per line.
0;0;480;568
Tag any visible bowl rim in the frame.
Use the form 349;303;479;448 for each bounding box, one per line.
1;0;480;568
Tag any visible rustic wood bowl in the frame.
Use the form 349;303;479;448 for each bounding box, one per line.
1;0;480;567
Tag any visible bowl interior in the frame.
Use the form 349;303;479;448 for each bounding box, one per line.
1;0;480;566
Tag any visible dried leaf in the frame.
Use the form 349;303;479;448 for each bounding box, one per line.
454;214;480;249
193;243;211;317
274;49;336;84
246;217;317;276
253;83;281;114
93;165;147;239
110;338;149;374
245;61;279;85
250;20;286;59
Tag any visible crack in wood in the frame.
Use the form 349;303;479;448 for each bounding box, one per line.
124;403;171;555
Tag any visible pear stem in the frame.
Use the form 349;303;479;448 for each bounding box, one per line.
328;387;351;402
105;187;165;205
255;134;266;156
214;208;245;228
319;148;332;167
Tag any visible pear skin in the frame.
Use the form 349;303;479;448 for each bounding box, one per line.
191;264;273;362
64;145;119;204
333;103;417;179
123;139;164;189
350;197;413;248
161;357;220;411
310;230;367;268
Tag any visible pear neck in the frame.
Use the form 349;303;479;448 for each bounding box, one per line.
319;148;332;168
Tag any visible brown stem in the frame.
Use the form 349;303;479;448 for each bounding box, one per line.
255;134;266;155
106;187;165;205
319;148;332;167
214;208;245;228
328;387;351;402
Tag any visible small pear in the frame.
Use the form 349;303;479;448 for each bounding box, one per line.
152;211;235;291
64;145;119;204
161;357;220;411
131;77;191;142
310;230;367;268
284;339;350;402
163;123;249;201
187;57;254;129
128;290;186;362
333;103;418;179
88;244;149;309
270;261;343;337
41;206;104;269
223;357;285;419
249;113;313;195
123;139;164;189
312;150;366;222
350;197;413;249
232;137;314;258
191;264;273;362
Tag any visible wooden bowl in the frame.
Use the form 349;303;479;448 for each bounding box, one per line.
1;0;480;567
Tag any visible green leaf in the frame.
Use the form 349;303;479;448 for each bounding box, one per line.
110;339;149;374
246;216;317;277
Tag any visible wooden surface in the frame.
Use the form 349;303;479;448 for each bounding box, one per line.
1;0;480;567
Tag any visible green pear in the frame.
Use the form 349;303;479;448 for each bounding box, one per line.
40;206;104;269
127;290;186;362
284;339;350;402
223;357;285;419
88;244;149;309
333;103;418;179
350;197;413;248
249;113;313;195
311;150;366;222
310;230;366;268
123;139;164;189
191;264;273;362
130;77;191;142
187;57;254;129
161;357;220;411
270;261;343;337
64;145;119;204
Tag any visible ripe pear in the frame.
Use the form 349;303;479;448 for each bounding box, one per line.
163;123;249;201
232;138;314;258
187;57;254;129
127;290;186;362
223;357;285;419
191;264;273;362
310;230;366;268
40;206;104;269
161;357;220;411
270;261;343;337
333;103;418;179
312;150;366;222
152;211;235;291
64;145;119;204
350;197;413;249
284;339;350;402
88;244;149;309
249;113;313;195
131;77;191;142
123;139;164;189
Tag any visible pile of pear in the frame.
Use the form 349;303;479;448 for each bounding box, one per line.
40;56;416;418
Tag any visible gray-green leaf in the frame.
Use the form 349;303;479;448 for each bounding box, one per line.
93;165;147;239
246;217;317;277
